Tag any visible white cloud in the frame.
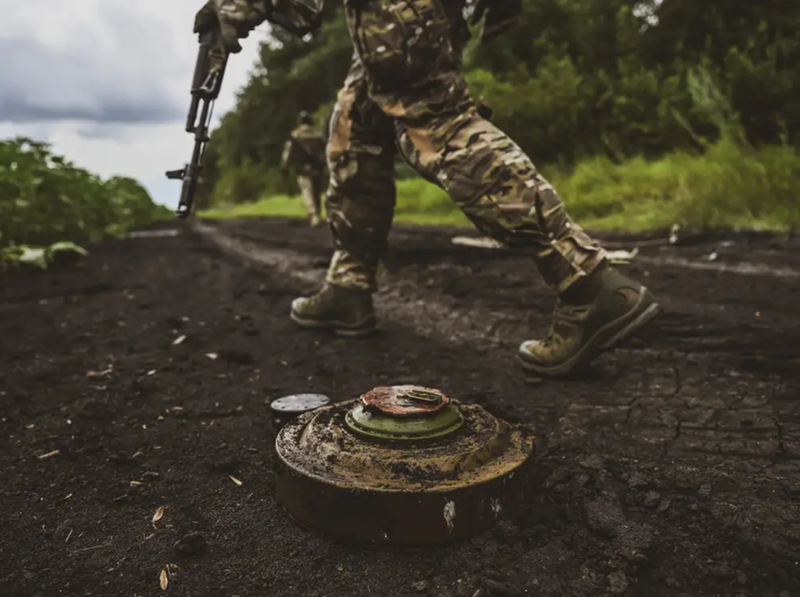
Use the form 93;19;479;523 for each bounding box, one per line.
0;0;271;210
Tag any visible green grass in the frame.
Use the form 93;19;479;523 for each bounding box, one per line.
200;189;473;227
200;139;800;233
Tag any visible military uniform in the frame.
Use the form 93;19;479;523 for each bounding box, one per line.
197;0;660;376
324;0;608;294
281;115;326;226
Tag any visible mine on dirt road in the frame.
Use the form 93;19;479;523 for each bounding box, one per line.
1;217;798;597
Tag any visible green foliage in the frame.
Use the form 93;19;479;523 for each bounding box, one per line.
202;138;800;233
199;0;800;232
1;242;88;271
0;137;169;267
552;139;800;232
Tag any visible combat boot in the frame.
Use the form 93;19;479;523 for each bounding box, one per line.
518;264;660;376
290;283;377;337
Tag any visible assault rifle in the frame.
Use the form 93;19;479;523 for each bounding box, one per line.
165;29;225;219
166;2;323;219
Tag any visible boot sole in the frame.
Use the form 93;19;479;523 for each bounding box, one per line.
517;288;661;377
290;310;376;338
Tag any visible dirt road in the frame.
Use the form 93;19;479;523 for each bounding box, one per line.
1;217;798;597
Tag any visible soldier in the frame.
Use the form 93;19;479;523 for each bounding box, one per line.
280;110;326;227
195;0;661;377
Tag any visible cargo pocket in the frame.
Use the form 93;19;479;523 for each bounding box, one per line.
352;0;451;92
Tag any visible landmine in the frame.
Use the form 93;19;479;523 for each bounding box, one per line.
274;385;538;546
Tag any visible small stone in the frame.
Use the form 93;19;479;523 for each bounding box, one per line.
173;532;208;557
666;578;681;588
627;474;648;489
579;455;604;470
737;572;748;585
657;499;672;512
608;570;629;594
643;491;661;508
698;483;712;497
412;580;428;592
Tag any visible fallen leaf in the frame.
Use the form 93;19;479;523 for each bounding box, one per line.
147;370;157;376
38;450;60;460
130;480;143;486
171;335;187;346
152;505;166;523
159;568;169;590
205;353;218;360
229;475;243;486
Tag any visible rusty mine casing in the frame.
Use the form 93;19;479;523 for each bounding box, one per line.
274;385;539;546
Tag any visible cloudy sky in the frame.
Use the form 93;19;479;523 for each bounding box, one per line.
0;0;269;209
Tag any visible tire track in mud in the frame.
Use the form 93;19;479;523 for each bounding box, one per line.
192;221;798;470
193;221;513;349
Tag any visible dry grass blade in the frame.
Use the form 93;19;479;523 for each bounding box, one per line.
38;450;60;460
171;335;186;346
450;236;502;249
86;366;113;378
606;247;640;264
229;475;243;486
152;505;166;523
159;568;168;590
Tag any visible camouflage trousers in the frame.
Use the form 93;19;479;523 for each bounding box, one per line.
296;174;322;217
325;0;607;293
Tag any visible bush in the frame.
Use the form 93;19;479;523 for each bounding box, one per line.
0;137;169;266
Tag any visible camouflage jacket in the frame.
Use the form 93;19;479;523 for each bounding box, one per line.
281;123;326;175
201;0;474;52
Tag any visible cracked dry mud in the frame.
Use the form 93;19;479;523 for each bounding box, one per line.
1;217;798;597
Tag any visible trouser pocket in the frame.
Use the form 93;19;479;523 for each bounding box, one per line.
349;0;452;92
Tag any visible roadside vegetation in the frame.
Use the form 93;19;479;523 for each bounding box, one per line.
202;138;800;232
0;137;169;269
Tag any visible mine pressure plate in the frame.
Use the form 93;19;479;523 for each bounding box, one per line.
345;385;464;441
274;385;539;546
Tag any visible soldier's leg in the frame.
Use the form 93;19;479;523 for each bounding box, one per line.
296;175;321;225
311;175;324;221
323;58;398;292
290;56;397;336
346;0;659;373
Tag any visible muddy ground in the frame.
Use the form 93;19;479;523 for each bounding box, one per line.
1;216;798;597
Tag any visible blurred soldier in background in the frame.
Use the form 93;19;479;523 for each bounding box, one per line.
281;110;326;227
196;0;661;377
